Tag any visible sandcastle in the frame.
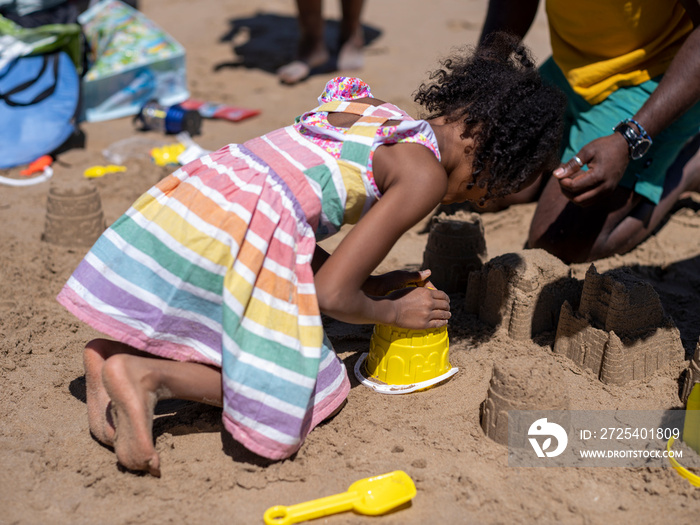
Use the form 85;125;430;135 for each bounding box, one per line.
465;249;581;340
553;265;684;386
42;181;106;247
682;338;700;404
421;212;487;293
481;354;569;445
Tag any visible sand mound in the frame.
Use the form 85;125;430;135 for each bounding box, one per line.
481;354;569;445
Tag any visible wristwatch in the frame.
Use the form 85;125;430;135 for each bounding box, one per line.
613;119;652;160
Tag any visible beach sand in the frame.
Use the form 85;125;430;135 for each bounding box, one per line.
1;0;699;523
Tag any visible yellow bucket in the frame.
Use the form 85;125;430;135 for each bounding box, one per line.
667;383;700;487
355;324;457;394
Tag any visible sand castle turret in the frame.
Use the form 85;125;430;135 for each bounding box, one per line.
682;338;700;404
421;212;487;293
481;355;569;445
554;265;684;385
42;181;106;247
465;249;581;340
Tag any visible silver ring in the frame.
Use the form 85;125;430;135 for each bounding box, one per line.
573;155;583;167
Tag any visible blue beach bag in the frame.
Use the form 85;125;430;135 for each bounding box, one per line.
0;50;80;168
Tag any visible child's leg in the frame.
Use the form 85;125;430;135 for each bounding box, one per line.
101;353;222;477
84;338;148;446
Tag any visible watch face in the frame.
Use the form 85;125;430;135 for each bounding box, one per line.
631;138;651;160
615;122;651;160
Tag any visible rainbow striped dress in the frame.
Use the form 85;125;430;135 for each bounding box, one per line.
57;77;440;459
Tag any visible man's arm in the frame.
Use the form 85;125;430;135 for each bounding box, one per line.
479;0;541;44
556;1;700;205
633;2;700;138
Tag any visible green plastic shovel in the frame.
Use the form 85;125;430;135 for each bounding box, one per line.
263;470;416;524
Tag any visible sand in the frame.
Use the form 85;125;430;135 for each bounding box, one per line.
1;0;700;523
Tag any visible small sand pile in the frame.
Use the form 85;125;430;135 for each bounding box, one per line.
480;354;569;445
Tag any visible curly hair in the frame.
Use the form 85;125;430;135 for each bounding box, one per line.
413;32;566;203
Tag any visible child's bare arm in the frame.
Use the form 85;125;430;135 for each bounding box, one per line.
313;143;450;329
315;245;433;296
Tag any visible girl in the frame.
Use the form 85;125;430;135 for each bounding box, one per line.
57;33;565;476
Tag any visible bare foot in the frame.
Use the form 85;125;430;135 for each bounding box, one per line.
84;339;149;447
102;353;163;477
278;60;313;84
84;339;118;446
278;41;330;84
337;28;364;71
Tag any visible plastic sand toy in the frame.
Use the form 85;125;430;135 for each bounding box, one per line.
354;323;458;394
20;155;53;176
137;101;202;135
667;436;700;487
84;164;126;178
150;143;186;166
668;383;700;487
263;471;416;524
1;155;54;187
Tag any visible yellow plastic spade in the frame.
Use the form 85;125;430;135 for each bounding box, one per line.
263;470;416;525
83;164;126;178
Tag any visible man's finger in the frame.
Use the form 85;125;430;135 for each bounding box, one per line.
553;155;585;179
558;168;600;192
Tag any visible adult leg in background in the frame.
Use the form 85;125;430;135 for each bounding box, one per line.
529;133;700;263
278;0;330;84
337;0;365;71
278;0;365;84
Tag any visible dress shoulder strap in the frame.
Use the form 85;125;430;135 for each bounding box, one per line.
307;100;408;224
314;101;407;166
315;100;408;120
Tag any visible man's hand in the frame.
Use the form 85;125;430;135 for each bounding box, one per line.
553;133;630;207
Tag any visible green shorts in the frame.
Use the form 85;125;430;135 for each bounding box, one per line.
540;58;700;204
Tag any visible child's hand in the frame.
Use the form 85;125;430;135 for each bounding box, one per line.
362;269;433;297
387;284;451;329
